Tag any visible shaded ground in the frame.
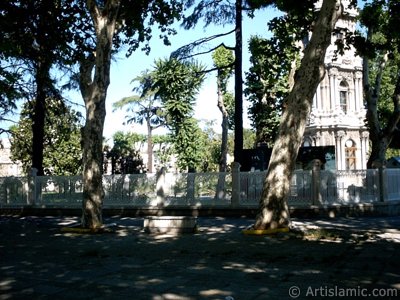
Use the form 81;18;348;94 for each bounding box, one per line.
0;215;400;299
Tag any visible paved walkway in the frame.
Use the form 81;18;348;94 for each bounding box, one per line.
1;215;400;299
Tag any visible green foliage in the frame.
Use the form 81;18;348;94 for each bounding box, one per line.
112;131;147;150
152;58;205;122
150;58;206;171
173;118;207;172
153;134;174;170
351;0;400;158
212;45;235;92
0;63;23;133
243;128;256;149
371;54;399;128
105;131;146;174
181;0;236;30
245;34;294;147
386;148;400;159
224;92;235;130
199;120;230;172
245;1;322;147
116;0;184;56
10;98;83;175
113;70;166;128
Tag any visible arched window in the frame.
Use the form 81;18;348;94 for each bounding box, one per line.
345;139;356;170
339;80;348;113
302;138;312;147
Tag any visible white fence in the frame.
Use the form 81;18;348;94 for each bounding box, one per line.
1;164;400;209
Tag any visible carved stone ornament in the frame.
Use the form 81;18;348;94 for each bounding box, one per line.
335;130;346;138
328;67;339;76
361;131;370;139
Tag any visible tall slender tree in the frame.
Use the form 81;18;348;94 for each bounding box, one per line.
76;0;182;229
212;45;235;172
150;58;206;172
177;0;273;162
113;71;166;173
254;0;342;230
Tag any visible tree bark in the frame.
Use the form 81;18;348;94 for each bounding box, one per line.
31;0;56;176
80;0;120;229
216;73;229;200
31;61;48;176
233;0;243;161
217;75;229;173
254;0;342;230
147;120;154;173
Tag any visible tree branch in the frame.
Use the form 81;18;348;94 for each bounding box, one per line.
171;30;235;60
196;62;235;75
79;53;96;101
385;70;400;136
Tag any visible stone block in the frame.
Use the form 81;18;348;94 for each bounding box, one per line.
143;216;197;234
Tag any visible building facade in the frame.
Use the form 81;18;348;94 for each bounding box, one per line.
303;1;369;170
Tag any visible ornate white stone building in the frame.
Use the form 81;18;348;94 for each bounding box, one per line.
303;1;369;170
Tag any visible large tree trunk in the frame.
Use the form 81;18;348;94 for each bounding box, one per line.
217;77;229;173
31;61;48;176
254;0;342;230
31;0;56;176
80;0;120;229
215;74;229;200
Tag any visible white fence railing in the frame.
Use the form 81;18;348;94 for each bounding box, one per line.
1;164;400;208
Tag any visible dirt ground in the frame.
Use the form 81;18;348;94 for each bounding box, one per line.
1;215;400;299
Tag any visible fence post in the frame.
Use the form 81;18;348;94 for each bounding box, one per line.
156;167;166;207
28;168;38;205
378;166;388;202
186;172;196;204
231;162;241;208
311;159;322;206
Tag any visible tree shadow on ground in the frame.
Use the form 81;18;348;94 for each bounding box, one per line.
0;215;399;299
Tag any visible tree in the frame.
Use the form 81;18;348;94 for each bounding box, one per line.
105;131;146;174
76;0;182;228
351;0;400;168
153;134;174;170
150;58;206;172
10;98;83;176
113;70;166;173
177;0;273;162
0;0;75;175
212;45;235;172
254;0;343;230
0;59;24;137
245;33;297;147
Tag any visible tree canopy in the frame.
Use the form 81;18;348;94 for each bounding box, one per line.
348;0;400;166
150;57;206;171
10;98;83;176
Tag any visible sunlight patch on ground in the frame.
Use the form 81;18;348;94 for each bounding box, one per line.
0;278;15;290
153;293;192;300
57;217;80;226
199;289;232;296
223;263;264;274
377;232;400;243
